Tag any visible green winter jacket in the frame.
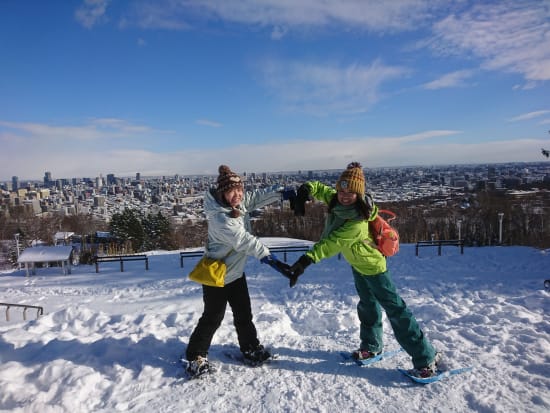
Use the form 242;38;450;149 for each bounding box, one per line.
303;181;387;276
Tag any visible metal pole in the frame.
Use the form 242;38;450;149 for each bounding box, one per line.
14;233;20;270
498;213;504;244
457;219;462;241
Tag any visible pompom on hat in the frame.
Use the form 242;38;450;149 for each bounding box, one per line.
217;165;244;193
336;162;365;198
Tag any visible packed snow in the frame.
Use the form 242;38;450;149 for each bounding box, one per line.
1;239;549;413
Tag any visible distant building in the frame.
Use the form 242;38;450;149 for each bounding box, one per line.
12;176;19;191
94;195;105;208
23;199;41;215
44;171;52;188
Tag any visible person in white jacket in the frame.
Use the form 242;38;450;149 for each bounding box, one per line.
185;165;293;377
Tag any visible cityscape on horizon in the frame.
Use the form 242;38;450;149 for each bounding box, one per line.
3;161;549;227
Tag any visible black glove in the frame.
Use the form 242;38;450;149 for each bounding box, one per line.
280;188;297;201
275;261;299;287
289;254;313;286
261;254;295;282
292;184;310;216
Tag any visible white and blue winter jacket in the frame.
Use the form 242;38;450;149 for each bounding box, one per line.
203;187;282;285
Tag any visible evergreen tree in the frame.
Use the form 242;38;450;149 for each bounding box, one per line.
143;211;175;251
109;209;145;252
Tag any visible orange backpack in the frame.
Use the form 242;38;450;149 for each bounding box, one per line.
369;209;400;257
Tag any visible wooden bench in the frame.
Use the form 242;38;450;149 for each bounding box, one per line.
415;240;464;256
179;251;205;268
94;254;149;273
179;245;312;267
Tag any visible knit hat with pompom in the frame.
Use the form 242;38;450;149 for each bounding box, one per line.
217;165;244;193
336;162;365;198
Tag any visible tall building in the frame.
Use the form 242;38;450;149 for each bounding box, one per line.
11;176;19;191
136;172;141;181
44;171;52;187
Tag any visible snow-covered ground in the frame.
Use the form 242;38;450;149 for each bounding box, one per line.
1;239;549;413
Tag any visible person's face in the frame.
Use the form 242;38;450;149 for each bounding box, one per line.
337;188;357;206
224;187;243;208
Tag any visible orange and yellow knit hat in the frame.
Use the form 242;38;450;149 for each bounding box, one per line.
336;162;365;198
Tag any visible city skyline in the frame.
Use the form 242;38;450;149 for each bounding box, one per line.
5;160;548;187
1;1;549;181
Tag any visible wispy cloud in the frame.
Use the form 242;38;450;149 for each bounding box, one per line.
430;1;550;84
0;119;167;141
119;2;192;31
396;130;460;143
422;69;476;90
75;0;111;29
259;58;407;115
119;0;433;33
79;1;549;88
508;110;550;122
270;25;288;40
196;119;223;128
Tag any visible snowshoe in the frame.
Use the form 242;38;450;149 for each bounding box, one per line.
409;352;442;378
351;349;382;361
185;355;212;379
242;344;272;366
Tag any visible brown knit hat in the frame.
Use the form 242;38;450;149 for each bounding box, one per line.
336;162;365;197
217;165;244;193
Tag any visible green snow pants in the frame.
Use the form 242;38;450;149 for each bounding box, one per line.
352;269;436;369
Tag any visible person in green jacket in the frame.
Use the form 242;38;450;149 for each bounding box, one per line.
289;162;441;378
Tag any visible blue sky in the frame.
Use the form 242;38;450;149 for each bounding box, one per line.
1;0;549;181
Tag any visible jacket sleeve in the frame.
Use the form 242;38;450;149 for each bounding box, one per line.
305;181;336;205
242;187;281;211
210;211;270;259
305;219;363;262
